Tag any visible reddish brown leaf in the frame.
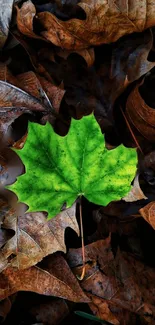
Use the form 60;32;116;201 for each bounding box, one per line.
0;254;89;302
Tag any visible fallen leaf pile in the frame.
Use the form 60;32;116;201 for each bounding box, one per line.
1;1;155;325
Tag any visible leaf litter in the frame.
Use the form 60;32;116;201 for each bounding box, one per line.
0;1;155;325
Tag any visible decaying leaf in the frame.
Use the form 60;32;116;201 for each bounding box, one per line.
111;29;155;84
123;173;147;202
9;114;137;218
0;202;79;271
0;254;89;302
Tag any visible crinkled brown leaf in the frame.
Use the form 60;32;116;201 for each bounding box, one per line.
36;0;155;49
68;239;155;323
0;202;79;271
0;254;89;302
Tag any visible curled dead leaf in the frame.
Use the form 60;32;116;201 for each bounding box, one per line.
16;1;44;40
139;202;155;230
126;82;155;142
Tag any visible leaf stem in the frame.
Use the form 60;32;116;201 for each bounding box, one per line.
78;196;86;280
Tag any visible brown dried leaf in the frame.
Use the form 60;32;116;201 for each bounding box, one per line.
0;254;89;302
139;202;155;230
0;203;79;271
36;0;155;49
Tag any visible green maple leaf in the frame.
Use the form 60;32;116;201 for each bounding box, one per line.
8;114;137;218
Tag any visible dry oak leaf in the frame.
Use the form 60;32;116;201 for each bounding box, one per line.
0;254;89;302
36;0;155;49
0;203;79;271
139;201;155;230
